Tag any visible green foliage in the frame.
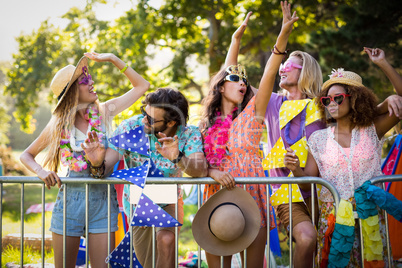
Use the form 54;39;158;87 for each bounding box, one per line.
0;63;11;145
310;0;402;101
4;0;401;132
1;245;54;267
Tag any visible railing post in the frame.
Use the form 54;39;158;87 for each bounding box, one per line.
63;184;67;268
41;184;45;267
382;182;392;268
0;182;3;266
20;183;25;267
85;184;89;268
288;184;293;268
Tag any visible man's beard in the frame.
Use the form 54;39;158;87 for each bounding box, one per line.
144;122;168;136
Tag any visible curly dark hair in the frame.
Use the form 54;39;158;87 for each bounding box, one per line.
199;67;254;133
142;87;189;126
316;83;378;127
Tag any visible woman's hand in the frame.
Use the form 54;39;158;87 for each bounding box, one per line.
84;52;116;63
37;168;61;190
364;47;386;65
209;168;236;190
284;148;300;172
81;131;106;167
280;1;299;35
232;12;252;41
385;95;402;119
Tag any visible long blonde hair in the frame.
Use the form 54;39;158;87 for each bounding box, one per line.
289;51;323;98
42;82;103;172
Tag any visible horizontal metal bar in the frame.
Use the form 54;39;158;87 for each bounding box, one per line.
0;176;341;213
370;174;402;185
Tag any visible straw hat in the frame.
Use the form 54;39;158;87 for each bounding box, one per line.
50;56;88;112
192;187;261;256
322;68;365;91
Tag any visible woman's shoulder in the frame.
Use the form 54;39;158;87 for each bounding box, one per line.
308;127;330;142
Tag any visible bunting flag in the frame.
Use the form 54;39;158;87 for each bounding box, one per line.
106;232;143;268
148;159;164;177
270;181;304;205
131;193;182;227
110;160;149;188
380;134;402;259
108;125;150;156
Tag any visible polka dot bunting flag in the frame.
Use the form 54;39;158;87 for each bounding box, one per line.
131;193;182;227
110;160;149;188
106;232;143;268
109;125;150;156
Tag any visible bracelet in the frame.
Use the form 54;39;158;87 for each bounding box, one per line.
89;161;105;179
271;44;287;55
170;151;184;164
120;64;129;73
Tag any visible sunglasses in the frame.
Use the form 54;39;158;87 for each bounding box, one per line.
141;106;166;125
320;93;351;107
78;66;93;85
279;61;303;73
224;74;249;86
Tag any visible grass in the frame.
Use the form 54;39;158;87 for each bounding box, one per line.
1;245;54;268
179;204;199;256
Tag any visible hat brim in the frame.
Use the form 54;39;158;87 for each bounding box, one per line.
53;56;88;113
192;187;261;256
322;77;365;92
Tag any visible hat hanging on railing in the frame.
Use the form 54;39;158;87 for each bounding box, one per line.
192;187;261;256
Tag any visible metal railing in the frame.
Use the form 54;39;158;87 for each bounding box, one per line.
0;176;341;268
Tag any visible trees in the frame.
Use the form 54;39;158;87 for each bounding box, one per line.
4;0;401;132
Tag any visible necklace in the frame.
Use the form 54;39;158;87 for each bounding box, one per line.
204;107;237;167
60;105;104;172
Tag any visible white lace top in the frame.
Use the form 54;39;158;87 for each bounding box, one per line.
307;124;384;202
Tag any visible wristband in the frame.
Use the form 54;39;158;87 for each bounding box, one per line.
171;151;184;164
89;161;105;179
120;64;129;73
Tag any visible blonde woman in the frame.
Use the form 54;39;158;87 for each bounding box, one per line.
20;52;150;268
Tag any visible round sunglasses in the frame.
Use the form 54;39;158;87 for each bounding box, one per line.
224;74;249;86
320;93;351;107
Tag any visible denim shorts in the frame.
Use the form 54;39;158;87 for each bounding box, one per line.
50;184;119;237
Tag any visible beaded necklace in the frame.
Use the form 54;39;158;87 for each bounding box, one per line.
204;107;237;167
60;105;104;172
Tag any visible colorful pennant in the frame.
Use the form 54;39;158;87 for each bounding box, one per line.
106;232;143;268
131;193;182;227
109;125;150;156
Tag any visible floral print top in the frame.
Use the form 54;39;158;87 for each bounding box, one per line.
109;114;204;215
307;124;384;202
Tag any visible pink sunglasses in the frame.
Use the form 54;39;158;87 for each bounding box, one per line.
279;61;303;73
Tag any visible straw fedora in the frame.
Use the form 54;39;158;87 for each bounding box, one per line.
50;56;88;112
192;187;261;256
322;68;365;92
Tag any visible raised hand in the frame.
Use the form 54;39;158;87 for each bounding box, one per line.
84;52;115;63
81;130;106;167
363;47;386;65
155;133;180;162
280;1;299;35
284;147;300;171
232;12;252;41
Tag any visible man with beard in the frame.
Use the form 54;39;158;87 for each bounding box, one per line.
82;87;208;268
